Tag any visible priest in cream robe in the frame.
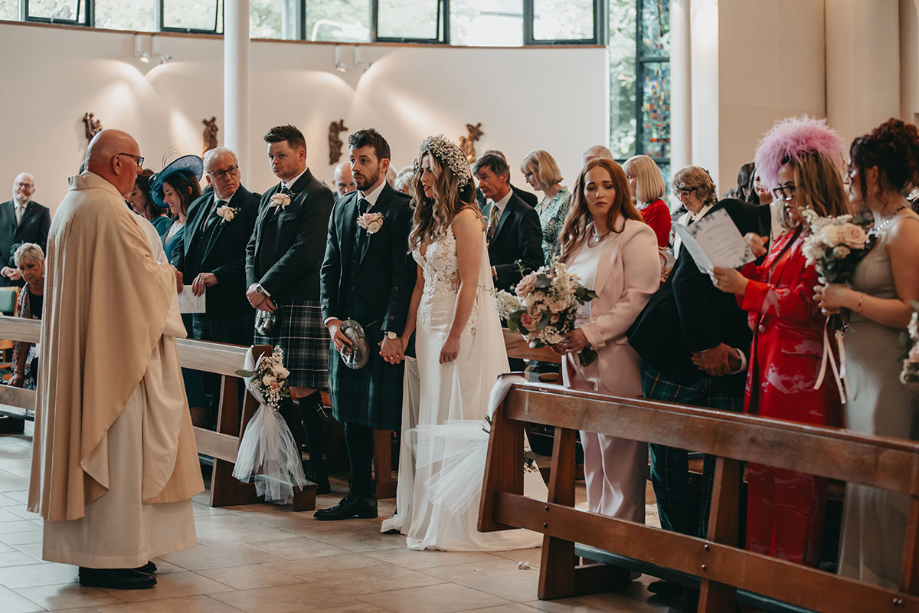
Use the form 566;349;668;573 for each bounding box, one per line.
28;130;204;590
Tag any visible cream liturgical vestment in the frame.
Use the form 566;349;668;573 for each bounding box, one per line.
28;172;204;568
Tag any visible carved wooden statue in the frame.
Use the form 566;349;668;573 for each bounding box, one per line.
202;117;219;155
329;119;348;165
82;113;103;142
461;122;483;163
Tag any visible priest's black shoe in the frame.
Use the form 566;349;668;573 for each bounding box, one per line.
314;492;377;520
78;567;156;589
133;561;157;574
304;470;331;495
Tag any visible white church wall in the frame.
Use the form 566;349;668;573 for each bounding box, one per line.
0;22;608;210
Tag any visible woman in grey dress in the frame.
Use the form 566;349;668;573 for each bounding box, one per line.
815;118;919;588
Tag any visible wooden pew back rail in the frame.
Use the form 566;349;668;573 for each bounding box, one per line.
479;381;919;613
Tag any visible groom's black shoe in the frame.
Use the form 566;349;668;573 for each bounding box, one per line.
314;492;378;520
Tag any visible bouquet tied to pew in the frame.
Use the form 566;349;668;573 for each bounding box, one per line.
900;303;919;384
232;346;308;504
495;261;598;366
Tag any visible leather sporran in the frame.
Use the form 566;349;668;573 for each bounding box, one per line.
255;310;279;337
339;319;370;370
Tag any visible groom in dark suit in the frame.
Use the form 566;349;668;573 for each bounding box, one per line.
318;128;415;520
474;152;543;293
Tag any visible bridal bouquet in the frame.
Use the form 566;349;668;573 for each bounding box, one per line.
900;303;919;384
495;261;598;366
232;347;307;504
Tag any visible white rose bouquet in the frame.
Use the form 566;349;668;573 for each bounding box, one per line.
495;261;598;366
900;303;919;384
232;346;306;504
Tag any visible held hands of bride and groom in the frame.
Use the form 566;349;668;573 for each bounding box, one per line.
325;318;408;365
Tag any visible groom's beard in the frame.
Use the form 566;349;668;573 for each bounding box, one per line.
354;169;380;192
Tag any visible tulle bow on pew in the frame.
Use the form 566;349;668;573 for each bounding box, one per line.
232;346;308;504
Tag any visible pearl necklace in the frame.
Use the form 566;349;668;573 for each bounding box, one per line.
873;205;907;234
590;225;610;242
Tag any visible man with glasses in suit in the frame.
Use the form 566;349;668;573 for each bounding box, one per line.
0;173;51;287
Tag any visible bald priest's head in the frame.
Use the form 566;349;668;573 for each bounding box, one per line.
84;130;144;197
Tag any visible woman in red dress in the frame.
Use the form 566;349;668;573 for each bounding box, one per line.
708;117;849;565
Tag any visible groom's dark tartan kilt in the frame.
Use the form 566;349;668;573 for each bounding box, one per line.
328;341;403;432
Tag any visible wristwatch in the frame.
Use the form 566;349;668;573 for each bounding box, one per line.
386;331;398;340
254;284;269;296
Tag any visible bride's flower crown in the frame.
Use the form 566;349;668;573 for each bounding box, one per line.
419;134;474;188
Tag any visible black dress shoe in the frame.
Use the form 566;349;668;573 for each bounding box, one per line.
304;470;331;495
133;561;157;574
647;579;682;598
78;567;156;589
314;493;377;520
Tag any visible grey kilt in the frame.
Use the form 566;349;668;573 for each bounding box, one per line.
329;342;403;431
253;300;329;389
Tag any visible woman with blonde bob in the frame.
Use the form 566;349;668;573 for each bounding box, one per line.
623;155;671;248
383;135;545;551
520;149;570;262
9;243;44;389
554;158;661;520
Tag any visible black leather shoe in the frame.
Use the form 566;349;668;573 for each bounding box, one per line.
647;579;681;598
78;567;156;589
304;470;331;495
314;493;377;520
133;561;157;574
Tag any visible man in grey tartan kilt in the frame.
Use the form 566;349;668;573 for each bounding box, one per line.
246;124;335;493
318;128;415;520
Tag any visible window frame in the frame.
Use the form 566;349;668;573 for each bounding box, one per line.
524;0;605;46
372;0;448;44
159;0;222;34
633;0;669;166
25;0;90;26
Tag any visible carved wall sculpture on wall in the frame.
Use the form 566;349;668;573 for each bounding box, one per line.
82;113;103;142
329;119;349;165
460;122;484;162
202;117;219;155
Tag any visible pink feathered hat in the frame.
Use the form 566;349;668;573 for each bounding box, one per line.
754;116;847;189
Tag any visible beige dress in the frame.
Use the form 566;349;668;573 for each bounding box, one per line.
838;214;919;589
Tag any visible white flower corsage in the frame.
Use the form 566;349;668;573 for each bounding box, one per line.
216;205;241;224
357;212;384;234
269;193;291;210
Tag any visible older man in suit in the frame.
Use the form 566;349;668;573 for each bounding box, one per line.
474;152;543;293
173;147;259;426
0;173;51;286
246;125;335;493
474;149;538;210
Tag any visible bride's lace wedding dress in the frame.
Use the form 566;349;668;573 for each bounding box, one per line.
381;225;546;551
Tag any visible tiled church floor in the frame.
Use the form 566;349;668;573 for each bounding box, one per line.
0;426;681;612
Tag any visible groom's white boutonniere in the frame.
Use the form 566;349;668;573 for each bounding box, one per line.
216;205;241;225
357;212;384;235
269;192;291;210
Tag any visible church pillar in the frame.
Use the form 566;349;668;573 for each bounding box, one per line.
826;0;900;145
225;0;251;183
670;0;692;184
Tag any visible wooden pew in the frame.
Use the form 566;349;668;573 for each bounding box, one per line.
479;381;919;612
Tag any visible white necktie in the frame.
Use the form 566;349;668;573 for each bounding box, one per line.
15;205;22;224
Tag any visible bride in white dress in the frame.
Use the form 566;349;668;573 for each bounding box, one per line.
380;135;545;551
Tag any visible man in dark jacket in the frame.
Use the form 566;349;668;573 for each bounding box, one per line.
246;124;335;492
0;173;51;287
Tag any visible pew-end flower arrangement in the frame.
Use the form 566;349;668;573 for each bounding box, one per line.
232;346;307;504
495;261;598;366
900;302;919;384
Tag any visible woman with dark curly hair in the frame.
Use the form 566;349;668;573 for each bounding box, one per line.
815;118;919;588
127;169;170;235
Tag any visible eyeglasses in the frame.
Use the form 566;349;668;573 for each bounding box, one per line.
207;165;239;180
523;172;534;180
772;184;797;202
13;182;33;189
673;187;698;198
116;153;144;168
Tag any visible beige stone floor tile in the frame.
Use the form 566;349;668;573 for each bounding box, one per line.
468;606;541;613
248;536;350;559
0;509;28;523
0;521;42;535
0;493;23;507
262;553;385;578
355;582;512;613
196;563;302;590
191;503;234;517
0;530;42;546
2;491;28;504
489;548;542;568
100;571;233;603
0;552;42;568
0;584;47;613
364;547;499;570
94;594;243;612
208;583;378;613
158;543;287;571
420;558;540;603
10;544;41;561
193;521;296;546
146;559;186;575
304;564;444;596
4;507;40;521
0;561;78;589
289;522;405;553
0;476;30;493
529;580;677;613
15;583;122;610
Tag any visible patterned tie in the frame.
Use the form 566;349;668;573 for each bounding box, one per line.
280;185;292;196
487;206;501;241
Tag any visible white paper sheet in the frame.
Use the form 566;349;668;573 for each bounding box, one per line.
178;287;206;314
673;208;755;274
